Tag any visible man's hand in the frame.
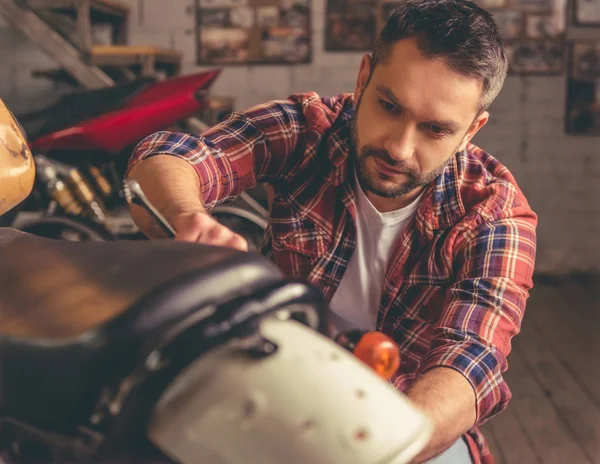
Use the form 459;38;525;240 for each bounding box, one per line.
172;212;248;251
126;155;249;251
405;367;477;463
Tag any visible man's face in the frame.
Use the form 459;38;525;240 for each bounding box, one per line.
351;38;489;202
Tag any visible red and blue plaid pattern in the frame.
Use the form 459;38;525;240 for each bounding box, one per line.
129;92;538;463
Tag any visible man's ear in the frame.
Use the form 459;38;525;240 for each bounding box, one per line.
354;54;373;103
458;110;489;152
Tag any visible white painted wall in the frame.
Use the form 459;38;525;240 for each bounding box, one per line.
1;0;598;274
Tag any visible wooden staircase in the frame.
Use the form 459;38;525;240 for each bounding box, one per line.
0;0;114;88
0;0;182;89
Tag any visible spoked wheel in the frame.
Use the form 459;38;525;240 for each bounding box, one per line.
17;215;115;242
211;206;267;253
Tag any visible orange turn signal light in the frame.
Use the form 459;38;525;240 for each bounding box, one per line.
335;330;400;380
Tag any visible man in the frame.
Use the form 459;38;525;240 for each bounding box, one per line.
0;98;35;218
125;0;538;462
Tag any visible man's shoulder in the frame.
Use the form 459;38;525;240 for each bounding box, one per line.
454;144;536;223
286;91;354;110
284;91;354;129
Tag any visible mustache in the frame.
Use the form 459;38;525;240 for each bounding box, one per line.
361;146;417;174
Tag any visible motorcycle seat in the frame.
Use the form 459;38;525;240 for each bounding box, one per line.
17;77;156;140
0;229;286;432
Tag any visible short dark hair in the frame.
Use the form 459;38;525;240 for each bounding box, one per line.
372;0;508;111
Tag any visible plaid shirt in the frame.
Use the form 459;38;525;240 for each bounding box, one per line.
128;91;538;463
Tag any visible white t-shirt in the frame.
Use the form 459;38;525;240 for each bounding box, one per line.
328;172;423;337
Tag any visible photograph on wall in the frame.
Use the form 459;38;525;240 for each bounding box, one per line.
525;14;561;38
477;0;508;9
196;0;311;64
280;0;310;28
198;27;250;63
506;40;563;73
199;0;249;8
229;7;255;28
571;41;600;80
566;41;600;134
574;0;600;26
514;0;554;13
325;0;377;51
262;27;310;62
481;0;566;74
492;11;523;40
256;6;279;27
198;8;229;27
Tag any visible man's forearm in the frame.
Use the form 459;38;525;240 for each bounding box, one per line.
126;155;205;238
406;367;477;463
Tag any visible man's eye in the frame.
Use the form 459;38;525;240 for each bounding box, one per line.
429;125;449;137
378;99;399;113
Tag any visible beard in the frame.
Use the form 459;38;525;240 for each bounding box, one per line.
349;96;456;199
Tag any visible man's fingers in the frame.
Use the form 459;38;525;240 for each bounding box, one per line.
170;211;250;252
174;228;200;242
172;213;206;242
202;223;230;244
206;227;248;251
226;234;249;252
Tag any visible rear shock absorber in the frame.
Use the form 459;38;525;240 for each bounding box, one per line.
64;168;108;222
35;156;84;216
88;166;113;199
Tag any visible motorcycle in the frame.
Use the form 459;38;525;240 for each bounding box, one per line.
10;69;269;247
0;228;432;464
0;98;432;464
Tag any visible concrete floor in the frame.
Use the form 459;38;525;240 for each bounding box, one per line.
480;278;600;464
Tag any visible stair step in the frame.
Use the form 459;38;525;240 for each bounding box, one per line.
28;0;129;19
91;45;182;63
90;45;182;77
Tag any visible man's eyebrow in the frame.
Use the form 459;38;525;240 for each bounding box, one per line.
375;84;461;132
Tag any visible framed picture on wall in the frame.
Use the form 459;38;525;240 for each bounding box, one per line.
488;0;567;74
571;41;600;80
477;0;508;10
565;41;600;134
198;27;250;63
513;0;554;13
492;11;524;40
325;0;378;51
196;0;311;65
506;40;563;74
573;0;600;26
525;14;561;38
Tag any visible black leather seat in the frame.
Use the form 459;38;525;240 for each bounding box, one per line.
0;229;288;433
17;77;156;140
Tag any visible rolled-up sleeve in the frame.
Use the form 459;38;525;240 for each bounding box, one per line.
419;207;537;424
126;99;307;209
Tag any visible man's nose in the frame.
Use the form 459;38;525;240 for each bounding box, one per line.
384;123;416;163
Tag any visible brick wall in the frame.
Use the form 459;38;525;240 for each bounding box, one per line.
0;0;598;275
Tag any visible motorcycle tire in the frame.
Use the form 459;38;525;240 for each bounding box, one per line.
0;207;20;228
211;206;267;253
17;215;116;242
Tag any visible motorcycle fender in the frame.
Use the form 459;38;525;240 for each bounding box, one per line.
147;317;432;464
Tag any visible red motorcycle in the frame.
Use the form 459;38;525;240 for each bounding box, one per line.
9;70;269;246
